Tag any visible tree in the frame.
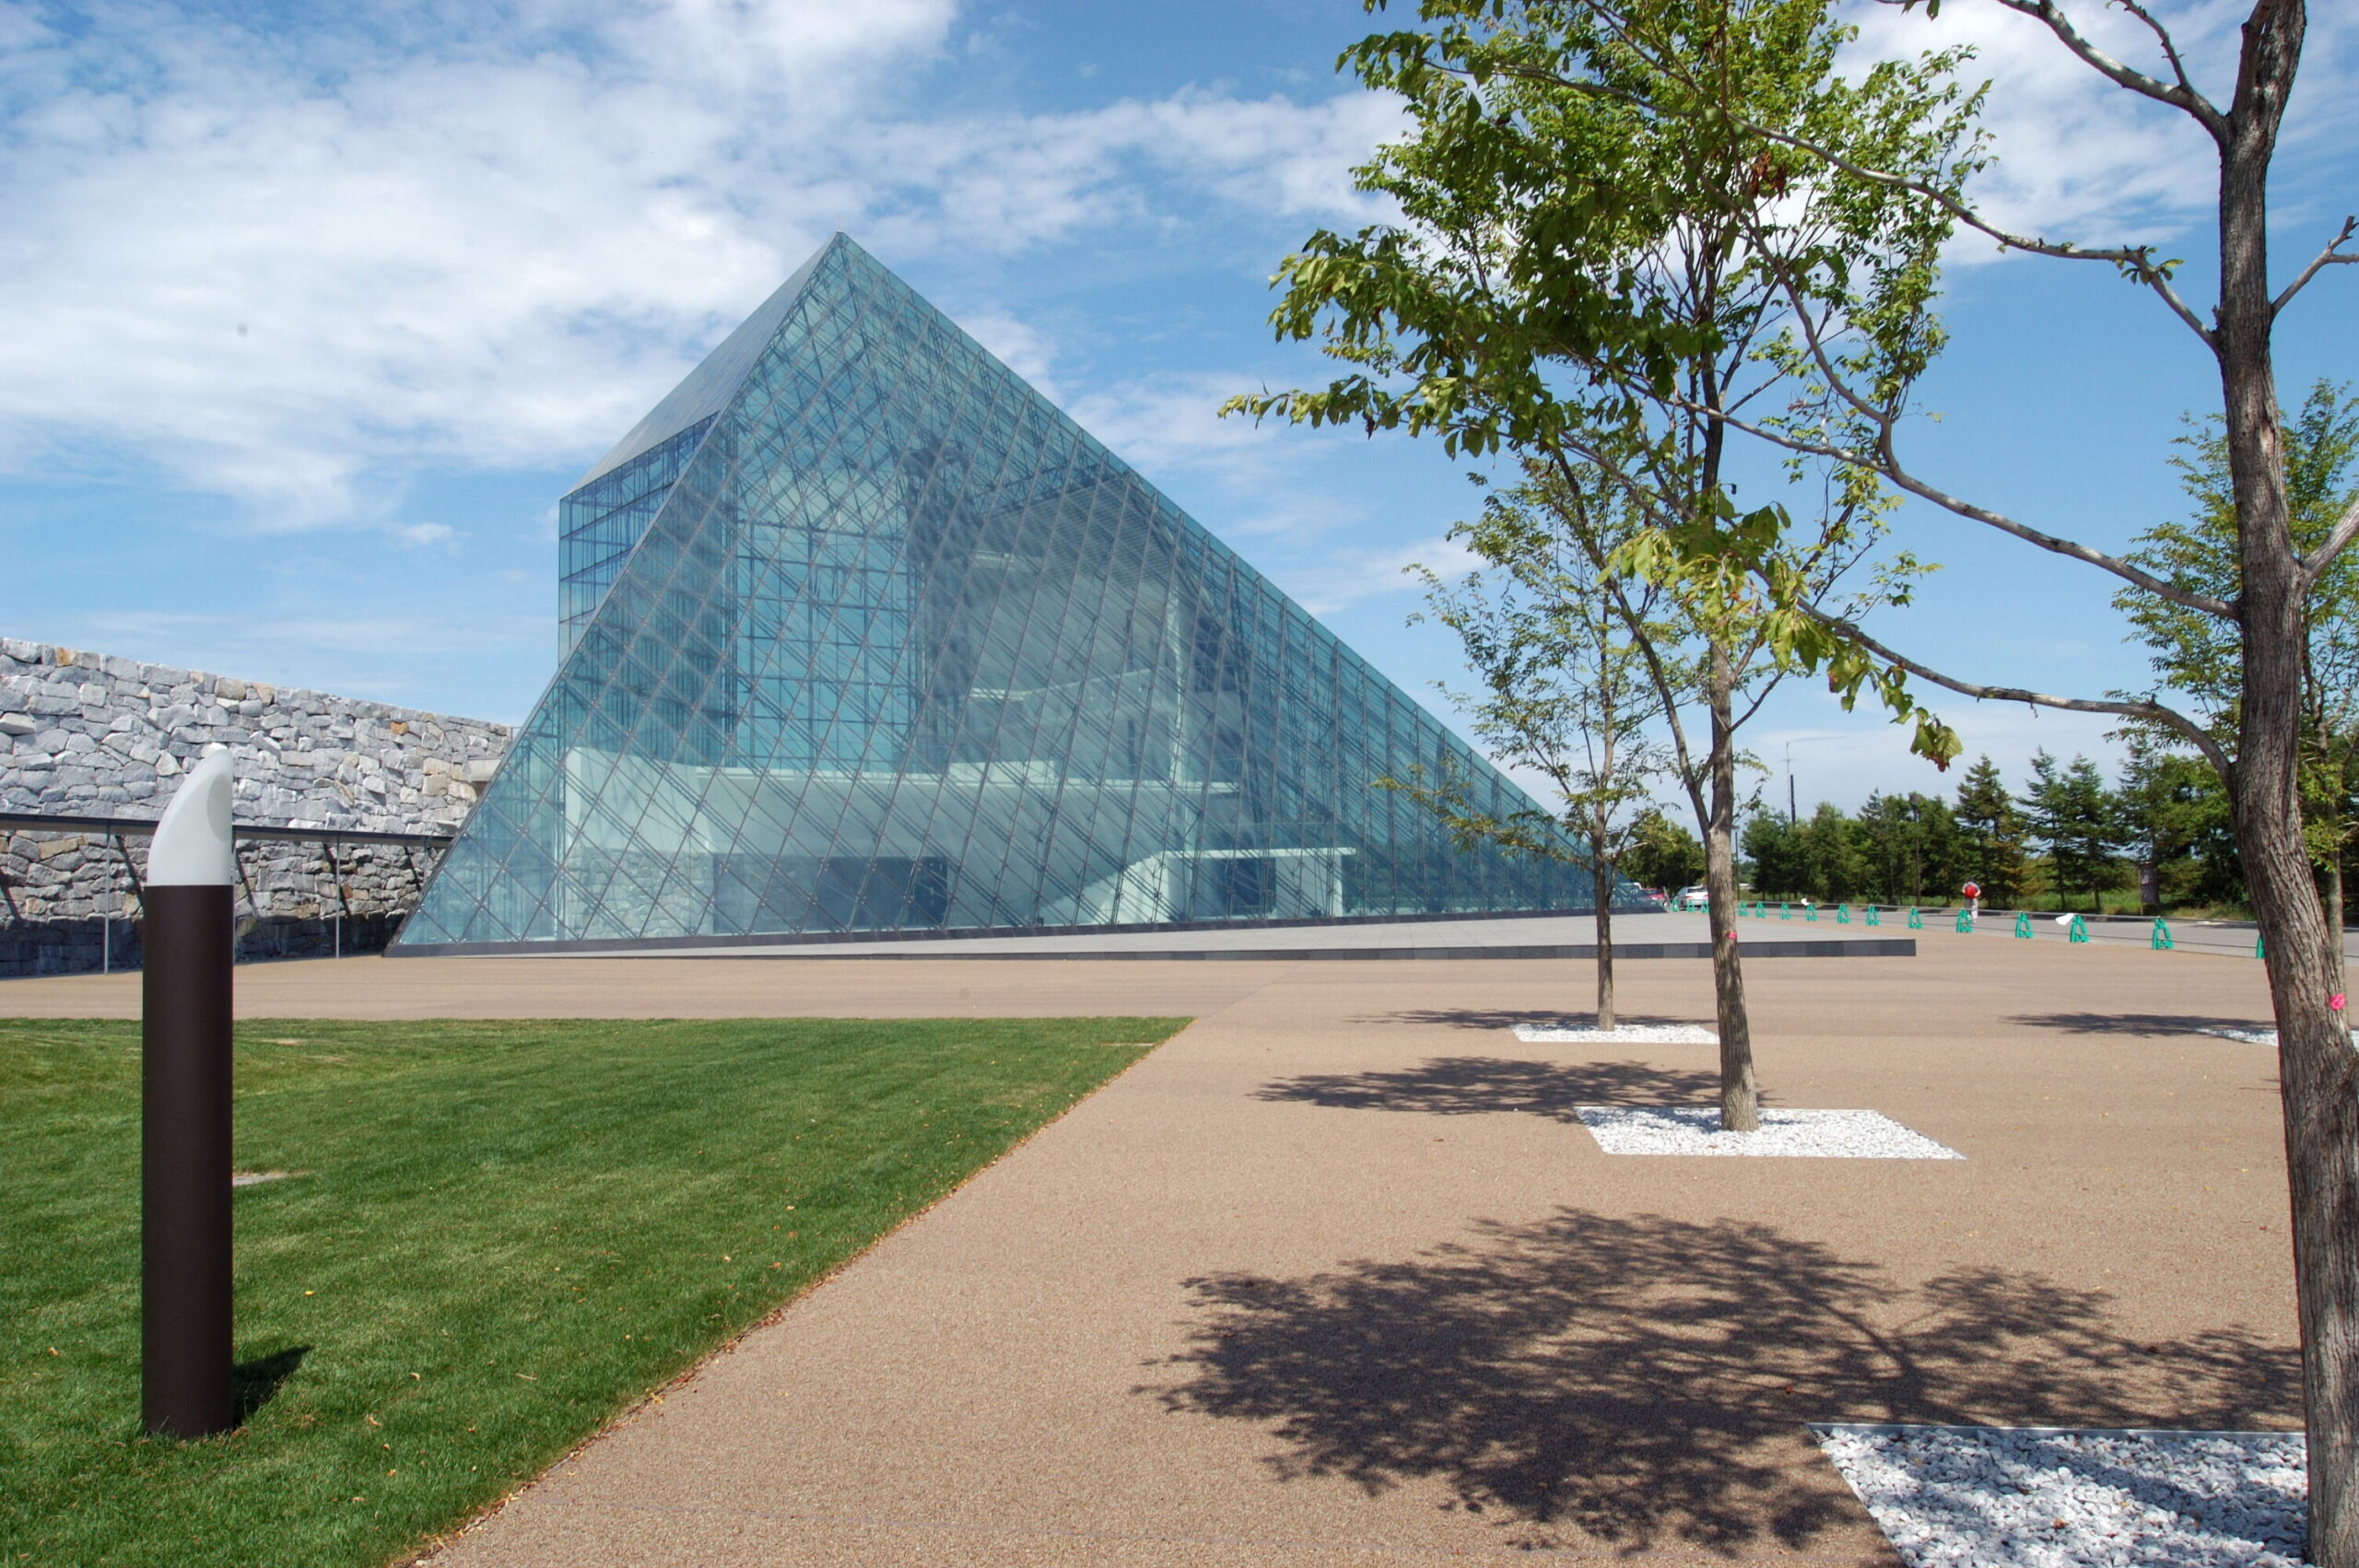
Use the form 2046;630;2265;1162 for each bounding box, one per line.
2114;736;2238;913
2118;380;2359;976
1952;755;2028;907
1227;0;1973;1129
1741;809;1804;897
1856;789;1962;904
1572;3;2359;1545
1795;799;1864;902
1853;792;1909;902
1627;805;1708;891
1388;459;1676;1029
2020;751;2125;911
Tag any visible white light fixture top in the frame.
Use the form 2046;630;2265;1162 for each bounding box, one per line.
148;746;237;886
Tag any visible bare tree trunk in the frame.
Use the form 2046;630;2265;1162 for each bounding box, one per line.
2244;768;2353;1568
1593;660;1620;1033
2208;14;2359;1556
1705;640;1757;1131
2327;852;2347;995
1594;854;1617;1032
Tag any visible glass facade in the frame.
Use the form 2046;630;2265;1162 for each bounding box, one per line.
397;235;1628;950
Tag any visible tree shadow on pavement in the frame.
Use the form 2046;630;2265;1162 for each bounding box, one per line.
1352;1008;1714;1032
1256;1057;1727;1122
2007;1012;2278;1039
1145;1209;2297;1556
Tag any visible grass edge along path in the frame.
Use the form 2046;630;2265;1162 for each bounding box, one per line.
0;1015;1188;1568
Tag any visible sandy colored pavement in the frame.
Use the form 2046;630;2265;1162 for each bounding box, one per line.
6;941;2302;1563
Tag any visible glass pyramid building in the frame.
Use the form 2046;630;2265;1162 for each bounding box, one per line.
395;235;1616;952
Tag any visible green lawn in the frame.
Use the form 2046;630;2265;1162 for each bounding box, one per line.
0;1014;1185;1568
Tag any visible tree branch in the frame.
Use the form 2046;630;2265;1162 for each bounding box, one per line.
1989;0;2228;136
1807;605;2236;779
1649;390;2243;619
1748;234;1902;432
1765;125;2216;343
2110;0;2204;105
1731;679;1780;733
1534;444;1715;827
2126;257;2215;347
2272;216;2359;316
1546;255;2235;624
2303;492;2359;593
1482;34;2218;345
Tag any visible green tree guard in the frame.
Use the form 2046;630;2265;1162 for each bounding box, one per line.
1805;904;1819;922
1954;908;1973;933
2068;914;2090;943
1908;907;1924;930
2258;931;2266;959
1837;904;1851;924
2013;910;2034;939
1780;902;1791;920
2152;917;2174;951
1867;906;1882;927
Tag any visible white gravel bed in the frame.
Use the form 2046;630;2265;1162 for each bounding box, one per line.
1815;1422;2305;1567
1512;1023;1718;1044
1575;1106;1962;1158
2198;1026;2279;1046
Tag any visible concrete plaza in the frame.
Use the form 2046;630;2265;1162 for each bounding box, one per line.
1;930;2303;1563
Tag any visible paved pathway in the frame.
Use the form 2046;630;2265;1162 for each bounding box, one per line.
0;942;2305;1562
399;943;2296;1565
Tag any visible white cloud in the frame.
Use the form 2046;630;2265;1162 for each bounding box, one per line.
0;1;1393;528
954;310;1063;395
1279;534;1479;617
851;88;1401;260
1847;0;2354;259
1115;88;1404;222
393;522;457;548
1751;684;2131;813
1064;372;1281;476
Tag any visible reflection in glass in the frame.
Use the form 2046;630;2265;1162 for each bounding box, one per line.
402;236;1635;949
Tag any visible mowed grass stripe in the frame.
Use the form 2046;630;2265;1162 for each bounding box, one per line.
0;1015;1186;1568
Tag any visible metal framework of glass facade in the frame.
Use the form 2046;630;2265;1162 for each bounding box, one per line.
397;235;1623;951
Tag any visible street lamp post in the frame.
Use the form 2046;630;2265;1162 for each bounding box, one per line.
141;747;239;1440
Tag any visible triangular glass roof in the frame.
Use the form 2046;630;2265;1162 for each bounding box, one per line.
399;234;1621;950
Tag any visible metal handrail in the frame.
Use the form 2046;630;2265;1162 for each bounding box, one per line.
0;809;452;848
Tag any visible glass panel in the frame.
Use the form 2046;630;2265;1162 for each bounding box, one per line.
401;235;1628;948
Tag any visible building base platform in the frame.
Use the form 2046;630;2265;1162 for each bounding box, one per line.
520;912;1913;962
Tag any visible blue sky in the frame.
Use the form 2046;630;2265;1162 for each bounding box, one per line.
2;0;2353;814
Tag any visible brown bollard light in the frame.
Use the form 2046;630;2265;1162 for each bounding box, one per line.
141;747;239;1440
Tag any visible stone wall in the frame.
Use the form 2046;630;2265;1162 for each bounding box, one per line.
0;638;511;977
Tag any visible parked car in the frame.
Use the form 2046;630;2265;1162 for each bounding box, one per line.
1674;884;1708;910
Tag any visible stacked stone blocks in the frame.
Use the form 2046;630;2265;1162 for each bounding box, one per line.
0;638;510;977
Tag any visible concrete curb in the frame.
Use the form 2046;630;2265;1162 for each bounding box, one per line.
562;938;1919;962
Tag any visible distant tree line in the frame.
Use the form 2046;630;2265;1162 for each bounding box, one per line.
1732;745;2351;915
